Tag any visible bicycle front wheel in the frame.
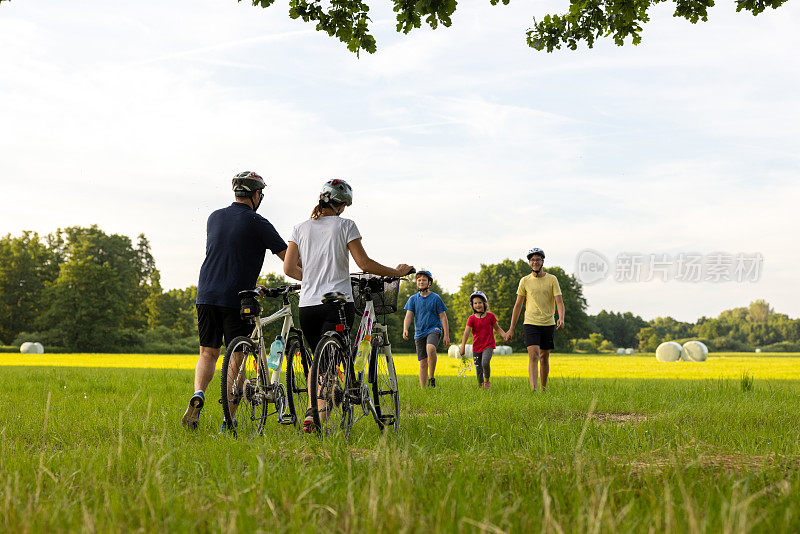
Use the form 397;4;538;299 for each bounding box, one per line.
285;336;310;429
369;334;399;432
221;336;268;437
309;335;352;436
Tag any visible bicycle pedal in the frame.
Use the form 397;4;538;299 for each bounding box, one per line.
278;416;296;426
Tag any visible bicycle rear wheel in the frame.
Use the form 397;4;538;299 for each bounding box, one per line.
284;336;310;429
221;336;268;437
309;335;352;437
369;334;399;432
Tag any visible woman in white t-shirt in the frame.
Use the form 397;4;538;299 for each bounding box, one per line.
283;179;412;431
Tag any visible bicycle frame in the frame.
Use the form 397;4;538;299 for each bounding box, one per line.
350;295;398;394
249;301;295;387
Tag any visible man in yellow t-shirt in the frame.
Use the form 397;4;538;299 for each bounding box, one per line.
506;248;565;392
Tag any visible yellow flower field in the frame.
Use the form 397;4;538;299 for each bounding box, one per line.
3;352;799;380
421;354;800;380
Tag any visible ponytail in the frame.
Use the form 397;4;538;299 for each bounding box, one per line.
310;200;326;220
310;199;345;220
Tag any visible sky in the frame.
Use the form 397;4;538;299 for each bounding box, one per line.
1;0;798;322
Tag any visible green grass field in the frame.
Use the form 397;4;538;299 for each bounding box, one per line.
1;355;798;532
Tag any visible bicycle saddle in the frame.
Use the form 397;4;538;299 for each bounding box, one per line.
238;289;260;299
321;292;347;305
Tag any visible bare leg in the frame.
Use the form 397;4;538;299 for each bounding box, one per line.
224;350;246;419
419;358;428;388
540;350;550;390
183;346;221;428
194;346;220;392
427;344;437;380
527;345;541;391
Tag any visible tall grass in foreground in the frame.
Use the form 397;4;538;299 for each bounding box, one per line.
0;367;798;532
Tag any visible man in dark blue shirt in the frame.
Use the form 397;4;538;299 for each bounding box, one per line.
182;171;288;430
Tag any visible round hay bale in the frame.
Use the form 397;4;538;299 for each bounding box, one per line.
20;342;44;354
682;341;708;362
755;348;762;353
625;348;635;355
465;344;473;358
503;346;513;355
655;341;683;362
448;345;460;358
616;348;625;355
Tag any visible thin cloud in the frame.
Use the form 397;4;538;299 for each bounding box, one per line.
133;30;314;65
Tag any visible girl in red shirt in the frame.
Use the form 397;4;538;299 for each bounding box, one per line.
459;291;508;389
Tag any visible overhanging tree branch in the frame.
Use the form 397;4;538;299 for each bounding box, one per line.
0;0;791;54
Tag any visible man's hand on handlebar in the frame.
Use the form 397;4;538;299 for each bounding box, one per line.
395;265;414;277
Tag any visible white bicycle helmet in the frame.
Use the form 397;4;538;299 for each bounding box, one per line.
526;248;545;260
470;291;488;312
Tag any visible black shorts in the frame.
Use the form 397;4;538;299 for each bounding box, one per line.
299;302;356;354
524;324;555;351
197;304;253;349
414;332;441;361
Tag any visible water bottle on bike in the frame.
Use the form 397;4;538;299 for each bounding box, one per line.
354;334;371;373
268;335;284;371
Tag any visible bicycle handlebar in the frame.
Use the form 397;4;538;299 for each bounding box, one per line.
350;268;415;285
257;283;301;299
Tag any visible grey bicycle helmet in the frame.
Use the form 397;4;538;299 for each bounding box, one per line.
320;179;353;206
526;248;545;260
232;171;266;198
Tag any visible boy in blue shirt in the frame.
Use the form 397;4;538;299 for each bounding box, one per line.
403;270;450;389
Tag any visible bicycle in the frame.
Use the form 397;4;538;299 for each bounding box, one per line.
308;271;412;439
220;284;312;437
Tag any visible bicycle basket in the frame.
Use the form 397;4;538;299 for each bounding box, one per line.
351;274;400;316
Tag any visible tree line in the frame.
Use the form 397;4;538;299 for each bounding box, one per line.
2;227;798;353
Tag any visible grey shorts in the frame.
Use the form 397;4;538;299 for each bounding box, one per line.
414;332;441;361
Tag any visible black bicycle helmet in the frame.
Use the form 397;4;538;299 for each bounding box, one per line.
320;179;353;206
232;171;266;198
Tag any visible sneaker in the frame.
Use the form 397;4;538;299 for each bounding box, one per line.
220;419;238;433
429;377;436;388
182;391;205;430
303;408;315;434
484;381;491;390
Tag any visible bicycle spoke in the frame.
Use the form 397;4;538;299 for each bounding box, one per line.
221;337;267;437
311;336;350;437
